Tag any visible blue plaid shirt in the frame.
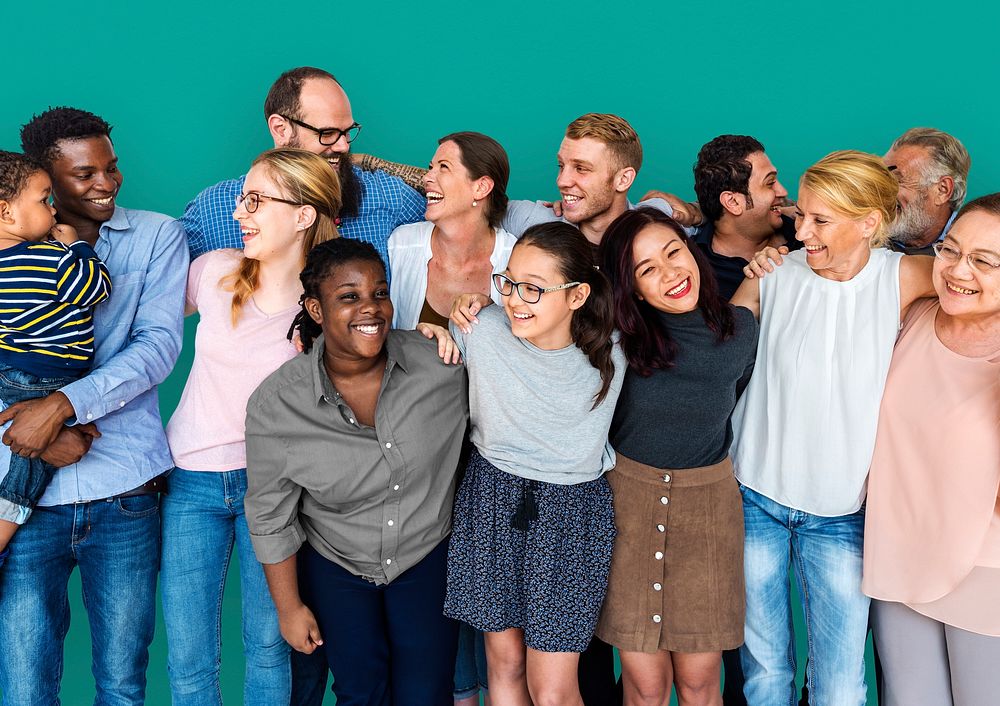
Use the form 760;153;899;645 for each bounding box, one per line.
182;166;426;276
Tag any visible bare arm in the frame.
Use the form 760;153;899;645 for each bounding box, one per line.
262;555;324;654
898;255;936;316
730;277;762;320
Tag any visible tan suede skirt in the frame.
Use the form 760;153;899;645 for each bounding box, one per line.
596;453;745;654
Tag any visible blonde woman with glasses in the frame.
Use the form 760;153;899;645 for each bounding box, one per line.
161;148;340;706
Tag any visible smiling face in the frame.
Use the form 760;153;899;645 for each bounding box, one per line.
423;140;481;223
48;136;123;225
2;171;57;241
281;78;355;168
744;152;788;235
934;210;1000;321
500;243;588;350
233;164;307;263
631;223;701;314
556;136;622;227
305;258;393;363
794;187;876;281
884;144;946;245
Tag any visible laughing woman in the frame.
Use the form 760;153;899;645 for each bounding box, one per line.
244;239;470;706
388;131;516;330
863;193;1000;705
729;151;935;705
597;208;757;706
162;148;339;705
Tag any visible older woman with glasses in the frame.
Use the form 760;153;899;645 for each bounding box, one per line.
862;193;1000;705
161;148;340;706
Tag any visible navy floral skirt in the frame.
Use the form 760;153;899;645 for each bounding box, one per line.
444;449;616;652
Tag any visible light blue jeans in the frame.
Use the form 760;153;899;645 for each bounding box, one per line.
738;483;868;706
160;468;290;706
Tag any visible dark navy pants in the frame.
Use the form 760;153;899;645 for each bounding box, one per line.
299;539;458;706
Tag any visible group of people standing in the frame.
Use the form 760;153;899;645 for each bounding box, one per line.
0;64;995;706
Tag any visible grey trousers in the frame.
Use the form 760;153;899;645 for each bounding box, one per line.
871;599;1000;706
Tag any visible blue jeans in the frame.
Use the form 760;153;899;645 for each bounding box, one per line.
0;364;77;525
160;468;290;706
0;495;160;705
454;622;488;699
738;484;869;706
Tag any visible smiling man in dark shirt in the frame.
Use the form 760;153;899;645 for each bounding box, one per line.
692;135;801;300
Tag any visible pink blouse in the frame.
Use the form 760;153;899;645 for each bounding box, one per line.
862;299;1000;636
166;250;299;472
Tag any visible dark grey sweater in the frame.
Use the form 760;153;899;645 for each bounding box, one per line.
610;306;758;469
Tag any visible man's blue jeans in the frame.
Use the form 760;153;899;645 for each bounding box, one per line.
738;484;869;706
160;468;290;706
0;494;160;705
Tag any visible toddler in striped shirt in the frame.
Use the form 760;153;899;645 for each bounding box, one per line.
0;151;111;567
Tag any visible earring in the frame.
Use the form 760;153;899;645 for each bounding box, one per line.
472;200;478;207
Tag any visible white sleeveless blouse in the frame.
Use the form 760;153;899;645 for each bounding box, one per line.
731;248;903;516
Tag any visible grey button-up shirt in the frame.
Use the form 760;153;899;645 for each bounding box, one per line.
245;330;469;585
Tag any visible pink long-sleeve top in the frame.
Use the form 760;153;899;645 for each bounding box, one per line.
862;299;1000;636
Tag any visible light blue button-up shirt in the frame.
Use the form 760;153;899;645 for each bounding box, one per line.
0;207;188;505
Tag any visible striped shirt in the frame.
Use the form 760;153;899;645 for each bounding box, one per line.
0;240;112;377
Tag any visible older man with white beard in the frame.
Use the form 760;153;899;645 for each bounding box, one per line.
883;127;970;255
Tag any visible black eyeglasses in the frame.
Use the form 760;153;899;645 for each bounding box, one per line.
282;116;362;146
235;192;304;213
492;273;581;304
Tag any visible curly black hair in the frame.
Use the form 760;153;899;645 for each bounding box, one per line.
288;238;386;353
20;107;113;168
693;135;766;225
0;150;45;201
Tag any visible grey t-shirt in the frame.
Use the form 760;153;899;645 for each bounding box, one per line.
501;198;676;237
452;305;626;485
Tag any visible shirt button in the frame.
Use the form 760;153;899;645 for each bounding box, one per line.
119;401;125;408
385;442;392;449
387;520;394;526
655;551;663;560
385;559;392;565
393;484;400;491
86;412;94;420
653;582;662;591
652;614;662;623
657;524;665;532
663;473;671;483
349;418;355;425
660;497;669;505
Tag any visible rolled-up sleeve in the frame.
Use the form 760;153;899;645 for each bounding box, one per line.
245;394;306;564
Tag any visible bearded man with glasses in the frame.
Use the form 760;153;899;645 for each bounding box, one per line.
181;66;426;277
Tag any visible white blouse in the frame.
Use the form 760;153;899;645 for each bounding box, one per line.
731;248;903;516
387;220;517;330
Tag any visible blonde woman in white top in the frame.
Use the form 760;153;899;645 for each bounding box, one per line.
729;151;935;706
389;132;516;332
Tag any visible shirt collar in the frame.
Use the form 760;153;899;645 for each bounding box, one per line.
309;332;411;406
938;210;958;242
101;206;132;233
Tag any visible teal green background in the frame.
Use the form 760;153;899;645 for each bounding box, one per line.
2;0;998;702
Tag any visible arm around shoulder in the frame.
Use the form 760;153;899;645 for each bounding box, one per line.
898;255;936;315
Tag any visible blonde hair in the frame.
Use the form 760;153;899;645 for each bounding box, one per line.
565;113;642;173
223;148;341;325
800;150;898;248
